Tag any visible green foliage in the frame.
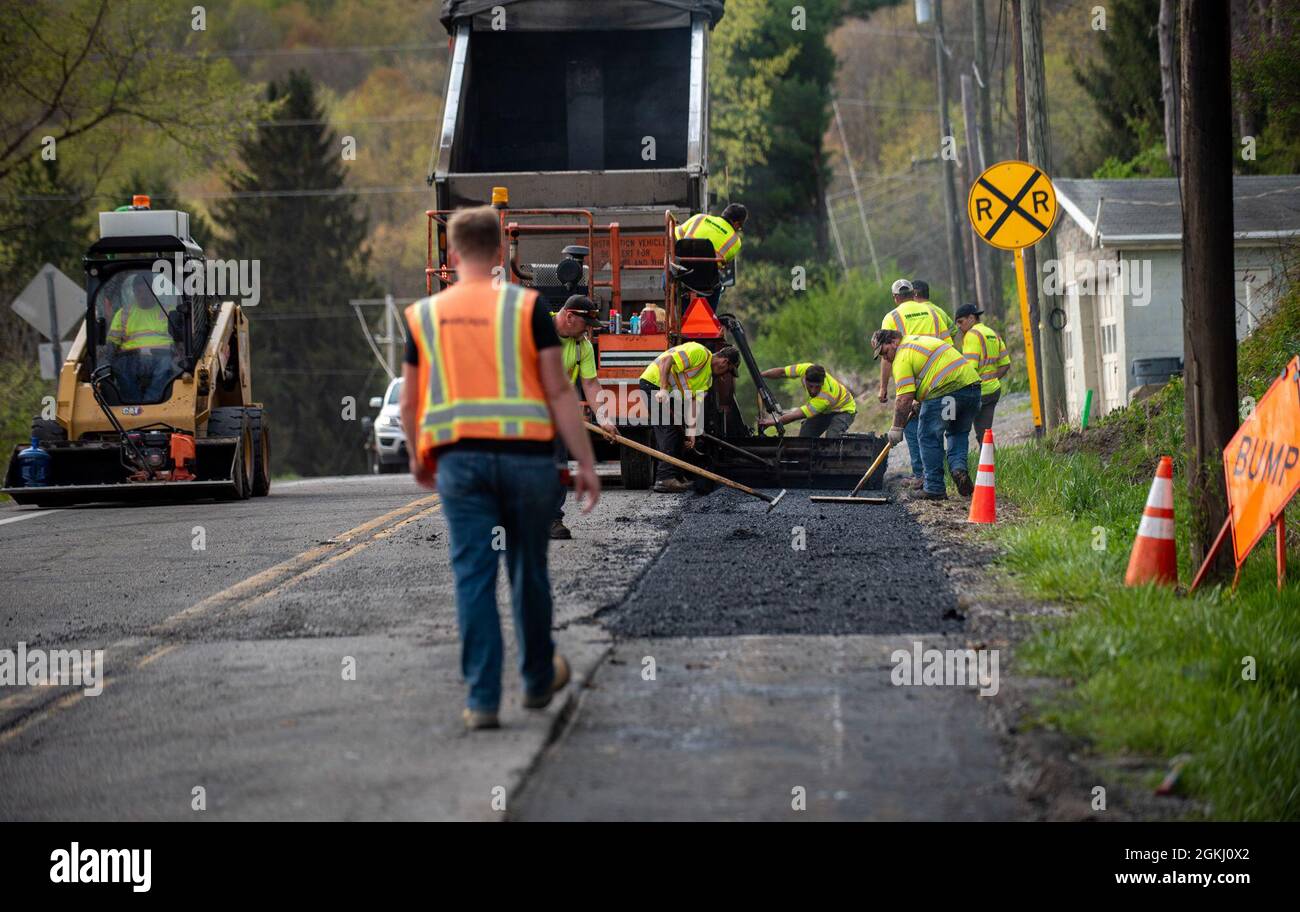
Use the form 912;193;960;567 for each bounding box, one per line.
214;71;379;476
990;281;1300;819
0;360;51;459
711;1;895;265
1072;0;1165;166
1234;3;1300;174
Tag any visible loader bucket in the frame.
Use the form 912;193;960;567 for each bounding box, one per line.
2;437;242;507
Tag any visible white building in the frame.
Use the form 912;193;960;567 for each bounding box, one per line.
1051;175;1300;420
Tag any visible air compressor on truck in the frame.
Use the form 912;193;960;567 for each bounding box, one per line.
427;0;886;490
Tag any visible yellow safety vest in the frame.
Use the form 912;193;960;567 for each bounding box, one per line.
108;304;171;351
881;300;953;341
892;334;980;401
561;334;596;383
674;214;742;263
404;282;553;459
781;363;857;417
962;322;1011;396
641;342;714;394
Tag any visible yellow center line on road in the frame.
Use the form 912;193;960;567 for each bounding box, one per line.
152;494;439;634
0;494;441;745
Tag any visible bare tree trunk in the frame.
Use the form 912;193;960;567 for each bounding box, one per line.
972;0;1004;319
1159;0;1180;172
1180;0;1238;575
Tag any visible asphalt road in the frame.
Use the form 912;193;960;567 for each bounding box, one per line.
0;465;1024;821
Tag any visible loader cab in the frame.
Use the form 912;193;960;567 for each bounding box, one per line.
84;206;209;406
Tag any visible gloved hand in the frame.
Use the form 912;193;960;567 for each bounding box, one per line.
887;426;904;446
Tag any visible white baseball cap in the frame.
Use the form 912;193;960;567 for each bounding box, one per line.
891;279;913;295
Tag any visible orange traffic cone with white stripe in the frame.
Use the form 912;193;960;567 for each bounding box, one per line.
1124;456;1178;586
967;429;997;524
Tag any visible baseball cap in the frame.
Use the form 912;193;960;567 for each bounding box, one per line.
955;303;983;320
560;294;602;325
870;329;899;360
890;279;913;296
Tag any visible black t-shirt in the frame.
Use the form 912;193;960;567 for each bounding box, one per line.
403;294;561;456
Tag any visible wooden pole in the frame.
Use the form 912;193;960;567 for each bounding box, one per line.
1180;0;1238;577
935;0;970;308
971;0;1004;320
1020;0;1066;431
1277;514;1287;591
961;74;989;315
1009;0;1042;433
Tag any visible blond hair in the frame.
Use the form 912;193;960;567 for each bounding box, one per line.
447;206;502;263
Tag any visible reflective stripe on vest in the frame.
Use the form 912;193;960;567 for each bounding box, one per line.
885;302;951;340
896;336;977;400
407;283;552;455
110;306;171;351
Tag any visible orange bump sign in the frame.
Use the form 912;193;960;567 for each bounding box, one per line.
1225;356;1300;565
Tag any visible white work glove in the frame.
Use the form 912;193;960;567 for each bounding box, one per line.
887;426;904;445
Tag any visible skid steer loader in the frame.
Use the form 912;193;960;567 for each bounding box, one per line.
2;196;269;507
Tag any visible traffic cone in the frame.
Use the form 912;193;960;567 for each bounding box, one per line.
1124;456;1178;586
967;429;997;524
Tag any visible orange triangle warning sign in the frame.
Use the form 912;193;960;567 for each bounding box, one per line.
680;297;722;338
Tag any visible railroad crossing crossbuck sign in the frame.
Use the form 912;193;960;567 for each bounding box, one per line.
967;160;1058;250
967;160;1060;433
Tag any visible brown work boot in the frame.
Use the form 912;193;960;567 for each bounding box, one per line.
653;477;692;493
900;475;924;490
523;654;571;710
952;470;974;497
549;519;572;540
462;708;500;731
909;489;948;501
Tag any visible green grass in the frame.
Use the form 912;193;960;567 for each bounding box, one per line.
983;279;1300;820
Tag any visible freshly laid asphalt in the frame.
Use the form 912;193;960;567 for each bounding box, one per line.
606;488;963;638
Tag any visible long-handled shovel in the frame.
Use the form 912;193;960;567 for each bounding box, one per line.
809;441;892;504
586;421;786;512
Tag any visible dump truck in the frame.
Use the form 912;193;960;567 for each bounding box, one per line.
428;0;885;490
3;197;269;507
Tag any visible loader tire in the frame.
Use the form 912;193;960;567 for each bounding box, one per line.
208;408;253;501
618;426;654;490
247;407;271;497
31;418;66;444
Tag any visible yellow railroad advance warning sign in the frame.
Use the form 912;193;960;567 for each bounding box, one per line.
967;160;1058;249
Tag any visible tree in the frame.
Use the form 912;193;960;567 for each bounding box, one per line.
0;158;93;361
0;0;259;188
214;71;378;477
710;0;893;265
1073;0;1165;164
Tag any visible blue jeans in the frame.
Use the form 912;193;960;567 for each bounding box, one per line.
903;413;923;477
917;383;982;495
436;449;560;712
112;349;174;404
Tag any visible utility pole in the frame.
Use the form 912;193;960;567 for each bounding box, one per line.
1159;0;1181;172
1009;0;1043;426
972;0;1004;318
961;75;989;314
831;99;882;283
934;0;969;308
1020;0;1067;430
1180;0;1237;575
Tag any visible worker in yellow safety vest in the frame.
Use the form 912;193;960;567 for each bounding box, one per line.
674;203;746;308
876;277;955;489
954;303;1012;450
758;362;858;437
638;341;739;493
550;294;617;540
400;205;599;731
871;329;983;501
106;272;177;403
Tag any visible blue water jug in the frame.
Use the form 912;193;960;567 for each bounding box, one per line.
630;315;641;335
18;436;51;487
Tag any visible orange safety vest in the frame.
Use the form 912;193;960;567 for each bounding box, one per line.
405;281;554;465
